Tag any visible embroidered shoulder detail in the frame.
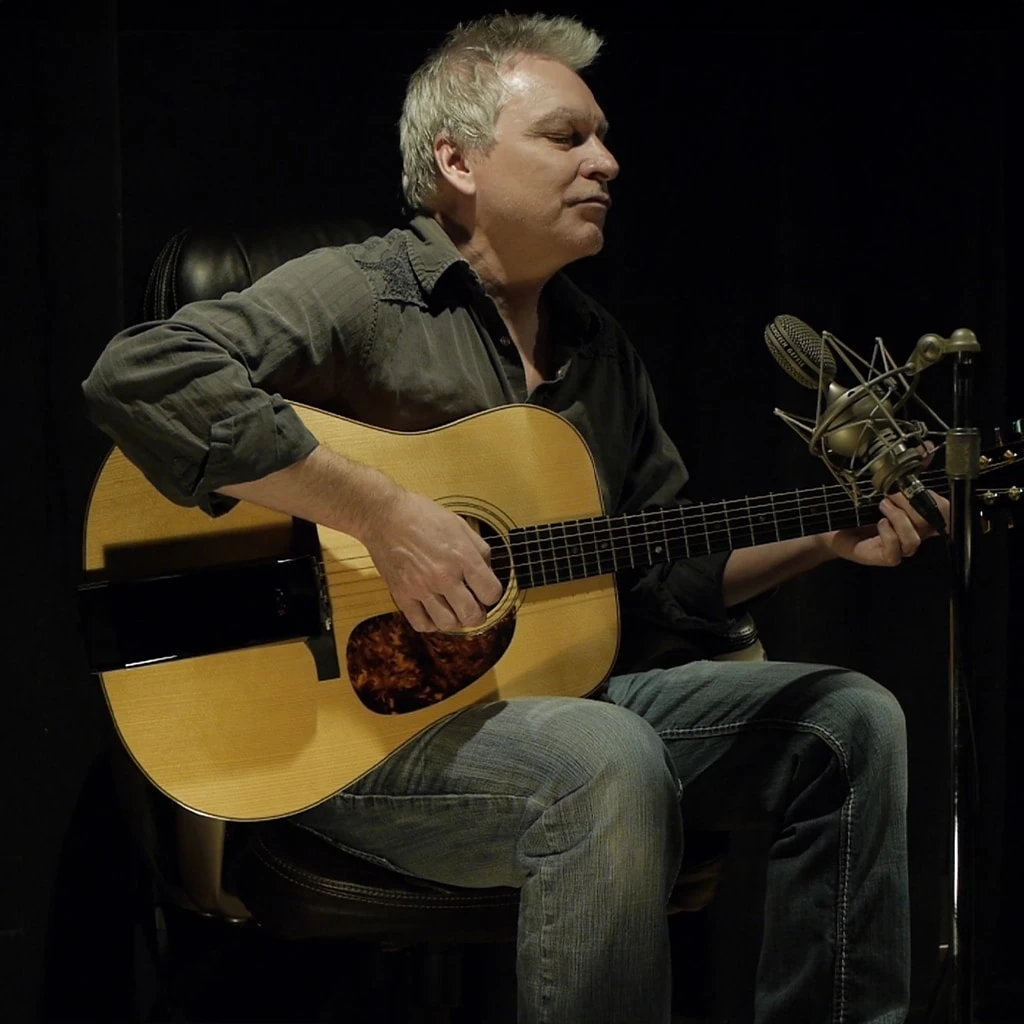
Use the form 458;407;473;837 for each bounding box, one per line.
351;231;427;309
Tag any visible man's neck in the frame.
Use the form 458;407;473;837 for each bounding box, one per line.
435;212;554;360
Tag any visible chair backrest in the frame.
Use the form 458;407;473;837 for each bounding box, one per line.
143;217;383;318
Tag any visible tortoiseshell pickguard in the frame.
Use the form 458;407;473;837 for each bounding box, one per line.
347;612;517;714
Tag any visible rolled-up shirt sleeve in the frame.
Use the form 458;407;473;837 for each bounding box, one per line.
82;246;376;515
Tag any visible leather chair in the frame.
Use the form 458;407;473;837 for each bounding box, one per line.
108;217;744;1022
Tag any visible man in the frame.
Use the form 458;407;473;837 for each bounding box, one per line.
83;13;944;1023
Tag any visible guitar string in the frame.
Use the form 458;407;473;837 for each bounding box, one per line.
321;465;957;578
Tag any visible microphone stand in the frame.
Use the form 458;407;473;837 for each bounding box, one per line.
938;330;982;1023
768;321;984;1020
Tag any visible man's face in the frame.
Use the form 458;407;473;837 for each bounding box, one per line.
465;55;620;269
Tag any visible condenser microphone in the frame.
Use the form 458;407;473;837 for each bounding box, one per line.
764;314;837;390
765;315;947;535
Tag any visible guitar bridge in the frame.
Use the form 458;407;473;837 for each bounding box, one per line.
78;555;338;678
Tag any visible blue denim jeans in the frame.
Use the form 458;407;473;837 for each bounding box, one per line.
297;659;910;1024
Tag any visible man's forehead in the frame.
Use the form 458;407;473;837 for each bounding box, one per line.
499;60;608;130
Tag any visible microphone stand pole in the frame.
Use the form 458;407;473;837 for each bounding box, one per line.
939;329;982;1023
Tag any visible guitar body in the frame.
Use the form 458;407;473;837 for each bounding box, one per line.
83;404;620;820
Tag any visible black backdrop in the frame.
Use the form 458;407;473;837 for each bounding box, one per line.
1;3;1019;1022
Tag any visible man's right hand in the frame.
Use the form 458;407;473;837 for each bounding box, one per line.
360;488;505;633
218;445;502;633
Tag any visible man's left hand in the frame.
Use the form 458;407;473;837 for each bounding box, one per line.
825;490;949;568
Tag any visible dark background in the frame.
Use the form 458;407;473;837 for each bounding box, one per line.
1;2;1019;1021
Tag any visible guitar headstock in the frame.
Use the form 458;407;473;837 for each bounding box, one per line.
974;418;1022;534
979;417;1022;478
979;484;1023;533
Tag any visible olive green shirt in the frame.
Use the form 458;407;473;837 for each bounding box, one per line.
83;215;732;644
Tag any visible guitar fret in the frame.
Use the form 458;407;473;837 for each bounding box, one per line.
571;518;588;578
530;525;545;588
546;522;561;583
624;515;636;569
544;522;556;583
583;523;597;574
798;487;831;536
521;526;534;588
567;520;583;580
641;513;653;565
554;522;568;581
514;526;527;588
599;521;615;574
653;509;671;563
586;520;610;575
701;502;731;556
823;484;833;531
555;520;570;583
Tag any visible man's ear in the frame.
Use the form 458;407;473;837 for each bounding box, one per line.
435;133;476;198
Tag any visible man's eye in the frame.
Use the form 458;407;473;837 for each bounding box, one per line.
550;132;581;146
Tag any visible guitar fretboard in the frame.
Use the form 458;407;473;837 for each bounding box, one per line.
505;484;879;589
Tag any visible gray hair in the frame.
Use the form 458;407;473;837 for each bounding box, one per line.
399;13;603;212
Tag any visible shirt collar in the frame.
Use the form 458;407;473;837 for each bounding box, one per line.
405;214;602;345
405;214;467;295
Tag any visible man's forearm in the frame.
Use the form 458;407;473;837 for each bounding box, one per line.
722;535;839;608
218;444;400;541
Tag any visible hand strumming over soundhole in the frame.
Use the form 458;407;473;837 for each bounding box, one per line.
216;442;504;636
360;488;504;634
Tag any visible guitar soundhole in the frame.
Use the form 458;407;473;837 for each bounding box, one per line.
347;517;517;715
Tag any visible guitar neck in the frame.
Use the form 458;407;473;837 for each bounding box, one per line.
507;473;942;589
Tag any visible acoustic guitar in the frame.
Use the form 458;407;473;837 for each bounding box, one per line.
79;402;1020;820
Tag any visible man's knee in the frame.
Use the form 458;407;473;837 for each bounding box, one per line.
815;670;908;777
540;700;679;803
523;701;683;872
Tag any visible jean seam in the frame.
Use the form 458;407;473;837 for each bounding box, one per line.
537;799;555;1023
657;716;853;1024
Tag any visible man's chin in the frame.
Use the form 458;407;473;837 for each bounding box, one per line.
575;225;606;257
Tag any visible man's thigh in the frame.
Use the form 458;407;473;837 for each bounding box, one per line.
606;659;901;828
295;694;677;887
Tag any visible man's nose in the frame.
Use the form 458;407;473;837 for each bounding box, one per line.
583;136;619;182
